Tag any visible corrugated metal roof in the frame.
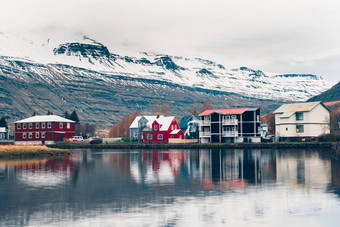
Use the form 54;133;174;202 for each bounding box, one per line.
273;102;322;118
129;115;164;128
156;116;175;131
15;115;75;123
170;129;181;135
199;108;249;116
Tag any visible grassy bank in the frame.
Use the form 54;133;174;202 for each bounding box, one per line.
0;145;71;158
48;142;336;150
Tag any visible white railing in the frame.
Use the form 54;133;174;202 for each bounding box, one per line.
200;131;211;137
222;119;238;125
222;131;238;137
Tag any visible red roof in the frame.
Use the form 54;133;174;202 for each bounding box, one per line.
199;108;249;116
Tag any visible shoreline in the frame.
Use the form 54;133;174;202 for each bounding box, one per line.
0;145;71;158
47;142;336;150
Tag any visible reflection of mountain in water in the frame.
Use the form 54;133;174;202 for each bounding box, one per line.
0;149;337;225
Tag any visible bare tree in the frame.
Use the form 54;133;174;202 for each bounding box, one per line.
191;101;199;115
201;100;212;113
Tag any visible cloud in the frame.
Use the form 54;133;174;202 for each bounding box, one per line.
1;0;340;81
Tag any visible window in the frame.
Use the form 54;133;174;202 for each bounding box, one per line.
134;132;138;137
42;123;45;129
296;125;304;133
171;125;174;130
48;122;51;128
29;123;32;129
17;124;21;129
296;112;303;121
286;127;288;131
23;133;27;139
154;125;158;131
35;132;39;138
179;135;182;139
36;123;39;129
158;134;163;140
67;123;70;129
60;123;63;128
42;132;45;138
147;134;152;140
23;124;27;129
257;115;260;122
29;132;32;138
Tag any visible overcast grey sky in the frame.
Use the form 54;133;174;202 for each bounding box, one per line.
1;0;340;82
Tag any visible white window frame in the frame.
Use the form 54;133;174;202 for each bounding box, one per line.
29;123;32;129
48;122;52;128
154;125;158;131
179;135;182;139
17;124;21;129
147;134;152;140
35;132;39;138
23;133;27;139
171;125;174;130
133;132;138;137
42;123;45;129
23;124;26;129
41;132;45;138
67;123;70;129
28;132;32;138
36;123;39;129
158;134;163;140
60;123;63;128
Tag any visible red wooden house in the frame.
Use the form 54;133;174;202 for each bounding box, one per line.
15;115;76;145
143;116;184;143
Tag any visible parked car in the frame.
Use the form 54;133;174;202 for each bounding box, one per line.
89;138;103;144
263;135;275;142
69;136;84;142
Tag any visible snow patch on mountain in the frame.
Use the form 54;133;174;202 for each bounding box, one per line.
0;32;333;101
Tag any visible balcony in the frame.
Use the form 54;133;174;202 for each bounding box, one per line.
222;119;238;125
200;131;211;137
222;131;238;137
200;120;211;126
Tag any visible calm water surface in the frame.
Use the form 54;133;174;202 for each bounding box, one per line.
1;149;340;226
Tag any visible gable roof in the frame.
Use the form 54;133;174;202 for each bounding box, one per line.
273;101;328;118
199;108;249;116
15;115;75;123
155;116;175;131
129;115;163;129
179;115;200;129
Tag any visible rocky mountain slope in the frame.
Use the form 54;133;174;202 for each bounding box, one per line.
308;81;340;102
0;34;333;128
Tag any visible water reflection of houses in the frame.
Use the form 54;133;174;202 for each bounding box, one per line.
199;149;277;187
129;150;186;185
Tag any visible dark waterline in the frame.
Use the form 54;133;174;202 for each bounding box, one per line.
1;149;340;226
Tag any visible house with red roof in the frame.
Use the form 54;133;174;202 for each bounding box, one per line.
199;108;261;143
143;116;184;143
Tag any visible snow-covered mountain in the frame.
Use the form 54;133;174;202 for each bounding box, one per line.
0;34;332;101
0;33;333;127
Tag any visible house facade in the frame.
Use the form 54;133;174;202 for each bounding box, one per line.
274;102;330;140
199;108;261;143
15;115;76;145
0;127;9;140
129;115;162;141
143;116;184;143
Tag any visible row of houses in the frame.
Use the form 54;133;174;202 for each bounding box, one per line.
129;101;331;143
4;101;332;145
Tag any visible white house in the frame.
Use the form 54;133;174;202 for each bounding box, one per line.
129;115;163;141
274;101;330;139
0;127;9;140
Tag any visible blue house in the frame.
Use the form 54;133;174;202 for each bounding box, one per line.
179;115;200;132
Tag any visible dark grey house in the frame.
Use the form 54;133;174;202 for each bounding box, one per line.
199;108;261;143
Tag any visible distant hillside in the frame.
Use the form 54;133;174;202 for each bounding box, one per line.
308;81;340;102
